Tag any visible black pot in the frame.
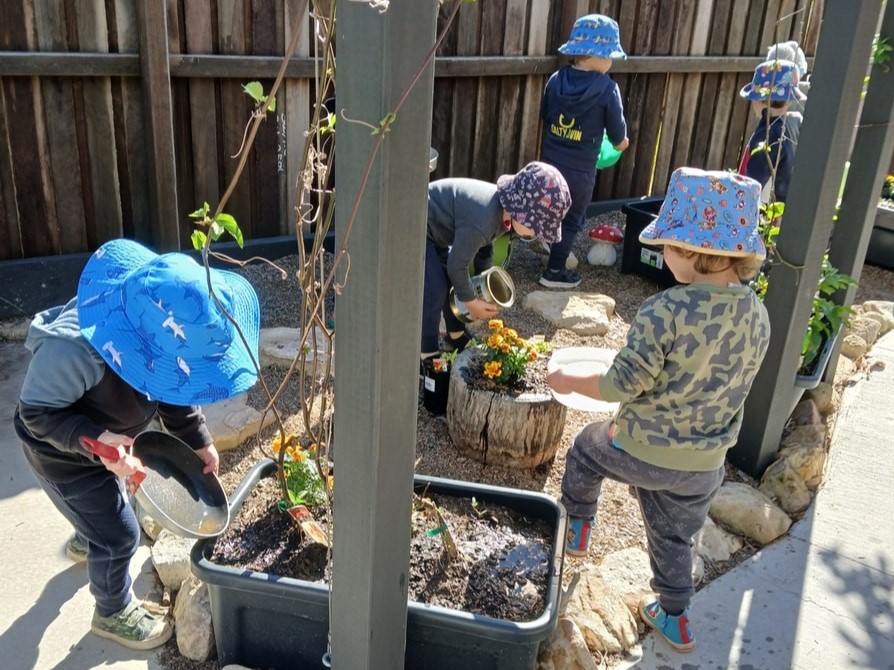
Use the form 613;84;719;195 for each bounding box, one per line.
191;459;567;670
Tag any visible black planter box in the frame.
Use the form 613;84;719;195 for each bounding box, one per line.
191;459;567;670
867;206;894;271
620;197;677;287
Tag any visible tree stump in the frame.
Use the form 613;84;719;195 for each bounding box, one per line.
446;349;567;468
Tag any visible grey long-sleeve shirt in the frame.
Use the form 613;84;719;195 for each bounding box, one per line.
426;178;507;302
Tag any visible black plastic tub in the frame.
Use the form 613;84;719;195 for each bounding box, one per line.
191;459;567;670
620;197;677;287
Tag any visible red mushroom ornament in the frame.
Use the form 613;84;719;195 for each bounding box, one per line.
587;223;624;266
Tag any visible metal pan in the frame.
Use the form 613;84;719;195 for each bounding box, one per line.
81;430;230;539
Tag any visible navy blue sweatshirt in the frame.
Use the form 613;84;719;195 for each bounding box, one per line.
539;65;627;172
14;298;213;482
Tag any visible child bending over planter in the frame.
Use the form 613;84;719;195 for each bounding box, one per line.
537;13;629;289
14;239;260;651
422;161;570;360
547;167;771;653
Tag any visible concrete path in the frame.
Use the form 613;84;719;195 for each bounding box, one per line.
1;330;892;670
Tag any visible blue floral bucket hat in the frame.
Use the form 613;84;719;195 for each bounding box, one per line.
558;14;626;60
77;239;261;405
497;161;571;243
639;167;766;259
739;59;806;101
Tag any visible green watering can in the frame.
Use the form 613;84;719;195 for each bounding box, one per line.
597;132;622;170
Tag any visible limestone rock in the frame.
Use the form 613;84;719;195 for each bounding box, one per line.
781;423;826;451
778;442;827;491
564;565;640;654
151;530;196;590
134;500;164;541
695;516;743;563
834;354;857;384
259;326;332;370
862;300;894;334
692;554;705;585
840;333;869;361
759;458;812;514
524;291;616;336
536;617;600;670
789;399;822;427
202;394;276;452
846;316;881;348
174;575;215;661
0;318;30;341
597;548;653;615
709;482;792;545
862;311;892;338
806;382;834;414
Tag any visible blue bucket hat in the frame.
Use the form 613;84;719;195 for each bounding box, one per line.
558;14;626;60
740;59;806;101
77;239;261;405
497;162;571;244
639;168;766;259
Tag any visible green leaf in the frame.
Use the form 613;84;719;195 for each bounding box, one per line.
216;213;244;248
189;202;211;220
209;222;224;240
190;230;207;250
242;81;265;103
266;96;276;113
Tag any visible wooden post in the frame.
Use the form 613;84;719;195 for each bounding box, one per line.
331;2;438;669
136;1;179;251
731;0;882;477
822;1;894;383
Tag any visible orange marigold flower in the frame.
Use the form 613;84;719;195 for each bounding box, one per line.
487;335;502;349
500;343;511;353
528;350;538;361
488;319;504;330
504;328;518;340
484;361;502;378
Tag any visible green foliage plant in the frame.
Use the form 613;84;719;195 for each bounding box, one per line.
479;319;550;385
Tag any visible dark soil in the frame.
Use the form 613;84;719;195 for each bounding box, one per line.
461;349;552;397
208;469;555;623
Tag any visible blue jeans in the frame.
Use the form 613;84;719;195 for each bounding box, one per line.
422;239;485;353
35;467;140;617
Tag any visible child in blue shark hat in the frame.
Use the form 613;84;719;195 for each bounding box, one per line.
738;58;805;203
536;13;630;289
13;238;260;651
548;168;771;654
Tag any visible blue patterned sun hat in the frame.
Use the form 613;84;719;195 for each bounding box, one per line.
497;161;571;244
77;239;261;405
558;14;626;60
740;59;805;101
639;168;766;259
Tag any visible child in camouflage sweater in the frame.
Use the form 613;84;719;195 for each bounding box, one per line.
547;167;771;653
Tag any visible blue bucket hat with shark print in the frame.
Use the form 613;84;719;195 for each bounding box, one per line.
558;14;627;60
77;239;260;405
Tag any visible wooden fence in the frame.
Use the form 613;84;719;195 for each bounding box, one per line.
0;0;823;262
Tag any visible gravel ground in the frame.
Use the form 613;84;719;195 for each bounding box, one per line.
162;208;894;670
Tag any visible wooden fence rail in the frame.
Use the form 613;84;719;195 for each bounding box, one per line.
0;0;824;262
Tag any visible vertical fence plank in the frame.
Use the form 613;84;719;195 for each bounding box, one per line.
76;0;123;245
517;0;549;166
249;0;281;238
1;0;54;257
721;0;764;171
34;0;87;254
448;1;480;177
690;0;732;169
281;0;309;235
494;0;527;175
0;87;22;259
183;0;221;232
217;0;253;239
706;0;744;169
650;0;696;195
471;0;505;180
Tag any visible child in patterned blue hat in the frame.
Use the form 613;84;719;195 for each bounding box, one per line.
537;13;630;289
548;168;771;653
14;238;260;651
738;59;805;203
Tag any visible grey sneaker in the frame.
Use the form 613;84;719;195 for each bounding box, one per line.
539;268;582;288
65;535;88;563
91;601;173;650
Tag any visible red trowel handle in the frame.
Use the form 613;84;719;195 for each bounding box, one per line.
79;436;146;494
80;436;122;462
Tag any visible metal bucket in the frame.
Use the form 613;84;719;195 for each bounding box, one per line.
449;267;516;324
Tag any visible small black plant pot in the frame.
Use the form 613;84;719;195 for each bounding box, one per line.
421;358;450;415
191;459;567;670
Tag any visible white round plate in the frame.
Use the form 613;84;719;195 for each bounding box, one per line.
547;347;620;414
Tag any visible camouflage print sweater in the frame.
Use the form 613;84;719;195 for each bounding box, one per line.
598;283;771;472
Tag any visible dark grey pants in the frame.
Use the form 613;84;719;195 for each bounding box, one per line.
561;421;724;614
